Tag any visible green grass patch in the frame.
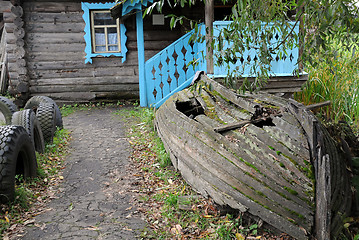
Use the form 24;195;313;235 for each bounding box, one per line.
114;104;171;167
294;36;359;133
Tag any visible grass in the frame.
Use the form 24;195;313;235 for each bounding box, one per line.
294;38;359;132
0;128;71;237
60;100;125;117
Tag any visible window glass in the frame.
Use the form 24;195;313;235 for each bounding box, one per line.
93;12;117;25
107;28;118;45
108;45;119;51
94;28;106;46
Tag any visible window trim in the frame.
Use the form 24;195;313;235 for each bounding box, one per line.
82;2;127;64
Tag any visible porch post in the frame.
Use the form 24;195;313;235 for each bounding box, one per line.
136;9;147;107
205;0;214;74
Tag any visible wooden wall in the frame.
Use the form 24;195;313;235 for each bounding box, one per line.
1;0;29;105
21;0;194;104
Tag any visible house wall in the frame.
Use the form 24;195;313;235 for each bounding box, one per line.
20;0;201;103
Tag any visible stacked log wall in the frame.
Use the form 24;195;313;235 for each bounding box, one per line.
1;0;28;105
22;0;186;103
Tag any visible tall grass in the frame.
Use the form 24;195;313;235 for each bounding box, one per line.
294;42;359;129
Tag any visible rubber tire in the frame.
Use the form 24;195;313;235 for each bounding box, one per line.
0;96;18;125
36;103;56;144
12;109;45;153
0;125;37;203
24;96;63;129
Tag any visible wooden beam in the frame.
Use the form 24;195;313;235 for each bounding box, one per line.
298;1;304;72
136;10;147;107
306;100;331;110
205;0;214;74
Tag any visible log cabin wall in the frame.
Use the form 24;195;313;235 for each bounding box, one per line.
1;0;28;105
17;0;203;104
22;0;137;103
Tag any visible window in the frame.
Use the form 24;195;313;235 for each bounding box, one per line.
82;2;127;64
91;10;120;53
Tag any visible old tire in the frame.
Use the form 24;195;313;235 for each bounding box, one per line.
12;109;45;153
0;125;37;203
36;103;56;144
0;96;18;125
24;96;63;129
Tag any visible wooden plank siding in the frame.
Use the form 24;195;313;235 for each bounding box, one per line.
22;0;185;103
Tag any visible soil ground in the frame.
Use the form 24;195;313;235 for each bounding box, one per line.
17;106;145;239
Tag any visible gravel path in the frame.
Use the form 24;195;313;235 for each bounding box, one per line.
20;107;145;239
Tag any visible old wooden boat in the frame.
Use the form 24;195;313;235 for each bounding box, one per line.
155;74;352;239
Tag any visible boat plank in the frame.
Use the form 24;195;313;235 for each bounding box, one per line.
262;126;310;162
193;113;312;208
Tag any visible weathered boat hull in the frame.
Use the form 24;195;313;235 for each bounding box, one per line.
155;75;351;239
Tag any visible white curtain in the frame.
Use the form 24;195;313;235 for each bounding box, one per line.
108;33;117;45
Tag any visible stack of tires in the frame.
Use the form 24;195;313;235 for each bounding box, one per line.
0;96;63;203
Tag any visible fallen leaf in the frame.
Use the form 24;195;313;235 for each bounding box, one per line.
34;223;46;230
9;224;17;231
175;224;183;234
59;176;64;180
236;233;245;240
4;216;9;223
85;226;99;231
124;227;133;231
126;206;133;211
23;219;35;226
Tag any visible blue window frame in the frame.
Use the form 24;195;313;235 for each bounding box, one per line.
82;2;128;64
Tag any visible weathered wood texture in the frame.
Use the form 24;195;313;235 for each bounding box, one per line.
287;100;352;240
20;0;191;103
0;0;28;103
216;74;308;97
155;75;352;239
0;27;8;94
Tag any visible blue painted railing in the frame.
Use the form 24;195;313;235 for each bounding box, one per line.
213;21;299;77
145;25;206;107
144;21;299;107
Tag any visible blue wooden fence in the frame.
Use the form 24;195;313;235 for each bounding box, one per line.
213;21;299;77
145;25;206;107
144;21;299;107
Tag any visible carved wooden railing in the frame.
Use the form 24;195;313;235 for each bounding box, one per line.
145;25;206;107
145;21;300;107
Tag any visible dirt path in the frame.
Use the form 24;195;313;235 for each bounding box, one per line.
20;107;145;239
